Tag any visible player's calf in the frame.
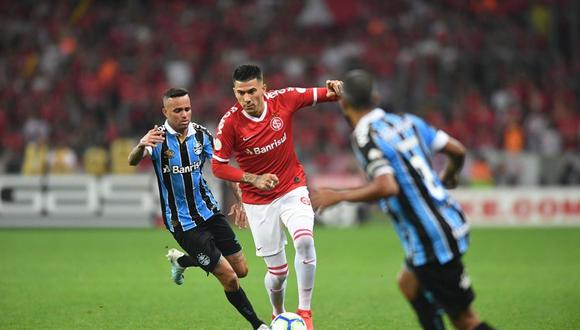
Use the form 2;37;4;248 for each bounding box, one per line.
409;292;445;330
398;268;444;330
293;233;316;265
265;264;289;316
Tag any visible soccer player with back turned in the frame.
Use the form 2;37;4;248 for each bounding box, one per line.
211;64;343;330
128;88;268;330
311;70;495;330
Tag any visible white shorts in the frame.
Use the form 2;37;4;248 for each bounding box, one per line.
243;186;315;257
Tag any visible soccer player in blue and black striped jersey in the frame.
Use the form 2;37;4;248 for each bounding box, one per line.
311;71;495;330
128;88;268;330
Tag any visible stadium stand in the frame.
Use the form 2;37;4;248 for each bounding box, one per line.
0;0;578;185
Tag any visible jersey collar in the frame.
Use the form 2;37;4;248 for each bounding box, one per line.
354;108;385;135
164;121;195;138
241;100;268;122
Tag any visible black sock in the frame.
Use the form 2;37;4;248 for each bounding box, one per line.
177;255;197;267
474;321;495;330
225;287;265;329
410;293;445;330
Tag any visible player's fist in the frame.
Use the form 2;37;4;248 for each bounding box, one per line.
139;125;166;148
440;170;459;189
311;188;342;214
326;80;343;98
254;173;279;191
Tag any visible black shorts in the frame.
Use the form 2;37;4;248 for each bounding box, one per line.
171;213;242;273
406;258;475;319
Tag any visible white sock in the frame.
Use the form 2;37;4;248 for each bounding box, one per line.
293;231;316;311
264;251;288;316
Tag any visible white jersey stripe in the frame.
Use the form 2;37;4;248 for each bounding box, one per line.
212;155;229;162
312;88;318;106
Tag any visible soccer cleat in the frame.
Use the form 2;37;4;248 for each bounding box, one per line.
257;324;270;330
166;248;186;285
296;309;313;330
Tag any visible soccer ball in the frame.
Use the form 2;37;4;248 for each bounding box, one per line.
270;312;307;330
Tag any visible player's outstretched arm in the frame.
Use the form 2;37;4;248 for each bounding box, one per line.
128;125;165;166
438;137;466;189
311;174;398;213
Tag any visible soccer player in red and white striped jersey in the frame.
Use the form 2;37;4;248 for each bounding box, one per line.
212;64;342;330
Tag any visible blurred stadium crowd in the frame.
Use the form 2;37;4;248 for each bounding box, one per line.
1;0;578;185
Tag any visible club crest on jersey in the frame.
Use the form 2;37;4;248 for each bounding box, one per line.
197;253;211;266
163;150;175;159
193;143;202;155
300;196;311;205
270;117;283;131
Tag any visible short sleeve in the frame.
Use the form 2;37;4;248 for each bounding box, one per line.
407;114;449;152
351;127;393;179
213;109;237;163
148;144;160;161
144;146;152;157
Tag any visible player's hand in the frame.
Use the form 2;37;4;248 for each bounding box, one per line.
326;80;343;98
440;170;459;189
139;125;165;148
311;188;342;214
253;173;279;191
228;202;248;229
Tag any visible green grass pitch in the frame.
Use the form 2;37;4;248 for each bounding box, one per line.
1;220;579;329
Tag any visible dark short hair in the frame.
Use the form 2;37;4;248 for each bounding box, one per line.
342;70;376;110
162;87;188;104
232;64;263;83
163;87;188;99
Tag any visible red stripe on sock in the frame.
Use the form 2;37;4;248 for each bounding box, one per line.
268;264;288;270
293;232;313;240
293;229;312;236
269;270;289;276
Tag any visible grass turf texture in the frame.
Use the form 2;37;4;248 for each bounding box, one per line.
1;221;579;329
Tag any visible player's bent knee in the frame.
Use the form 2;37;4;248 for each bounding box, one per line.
225;252;248;278
236;264;249;278
396;270;408;290
293;235;315;257
266;271;288;289
397;269;419;301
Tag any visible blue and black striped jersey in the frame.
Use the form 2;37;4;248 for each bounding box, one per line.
148;121;220;232
351;108;469;266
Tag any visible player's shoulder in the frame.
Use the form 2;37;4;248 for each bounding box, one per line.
192;122;213;138
216;104;241;135
354;108;387;141
218;104;241;122
402;113;425;125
